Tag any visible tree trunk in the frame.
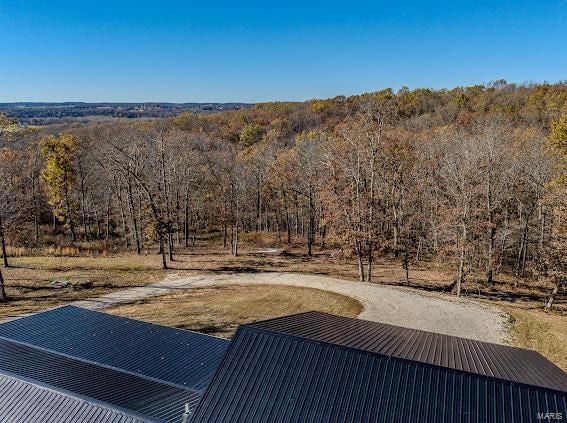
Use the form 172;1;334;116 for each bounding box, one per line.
34;214;40;245
455;199;469;298
295;202;300;238
0;217;9;267
80;190;88;240
223;219;227;249
320;225;326;249
366;243;373;283
456;246;465;298
355;240;365;282
545;278;564;310
539;201;545;250
105;193;111;240
175;189;181;246
138;197;144;250
274;205;281;244
159;235;168;269
65;189;77;242
486;205;496;284
231;224;239;256
515;221;529;286
485;172;495;284
456;214;468;297
32;176;40;245
168;233;174;261
514;203;534;285
127;180;141;254
78;160;88;241
184;190;190;247
94;209;101;239
307;187;314;257
118;188;130;249
284;195;291;244
404;243;410;284
256;179;261;231
0;268;6;302
392;205;399;258
497;209;509;273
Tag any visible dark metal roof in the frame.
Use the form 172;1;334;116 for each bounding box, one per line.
0;337;199;422
248;311;567;392
0;373;149;423
0;373;150;423
191;325;567;423
0;305;229;391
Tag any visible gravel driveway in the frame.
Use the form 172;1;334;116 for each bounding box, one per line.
4;271;507;343
68;271;509;344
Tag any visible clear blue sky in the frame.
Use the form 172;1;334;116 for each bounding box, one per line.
1;0;566;103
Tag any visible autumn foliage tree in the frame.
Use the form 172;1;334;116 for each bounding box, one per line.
40;133;79;241
540;113;567;309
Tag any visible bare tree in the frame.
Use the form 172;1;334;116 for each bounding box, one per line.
324;99;392;281
437;127;482;297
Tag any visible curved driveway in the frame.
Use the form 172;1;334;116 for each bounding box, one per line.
71;271;509;344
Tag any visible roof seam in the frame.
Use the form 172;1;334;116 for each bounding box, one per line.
0;335;195;393
246;310;536;353
0;369;158;423
240;325;567;394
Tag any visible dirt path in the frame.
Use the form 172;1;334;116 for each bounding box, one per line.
71;271;509;344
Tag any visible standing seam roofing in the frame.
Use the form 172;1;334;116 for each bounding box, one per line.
0;305;229;391
248;311;567;392
191;326;567;423
0;338;199;422
0;373;149;423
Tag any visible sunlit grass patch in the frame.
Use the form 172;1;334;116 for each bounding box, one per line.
108;284;363;338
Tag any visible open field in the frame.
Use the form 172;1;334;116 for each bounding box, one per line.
108;285;362;338
8;239;561;306
0;255;166;319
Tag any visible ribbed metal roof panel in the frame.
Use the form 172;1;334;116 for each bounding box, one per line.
191;326;567;423
248;311;567;392
0;373;149;423
0;338;198;422
0;305;229;391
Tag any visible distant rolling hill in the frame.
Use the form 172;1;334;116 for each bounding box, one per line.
0;102;252;125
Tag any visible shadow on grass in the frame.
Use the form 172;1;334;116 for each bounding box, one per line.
185;322;235;337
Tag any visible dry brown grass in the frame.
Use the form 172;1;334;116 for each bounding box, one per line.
507;307;567;371
1;240;563;318
156;241;563;310
159;244;455;287
0;254;166;318
107;284;363;338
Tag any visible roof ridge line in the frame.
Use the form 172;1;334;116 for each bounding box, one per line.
0;369;159;423
240;325;567;394
0;335;198;393
256;310;536;353
63;304;226;341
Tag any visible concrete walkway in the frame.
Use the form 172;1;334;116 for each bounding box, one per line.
72;272;509;344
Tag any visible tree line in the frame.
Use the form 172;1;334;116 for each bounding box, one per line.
0;81;566;306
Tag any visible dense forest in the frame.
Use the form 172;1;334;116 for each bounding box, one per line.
0;102;250;125
1;81;566;307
